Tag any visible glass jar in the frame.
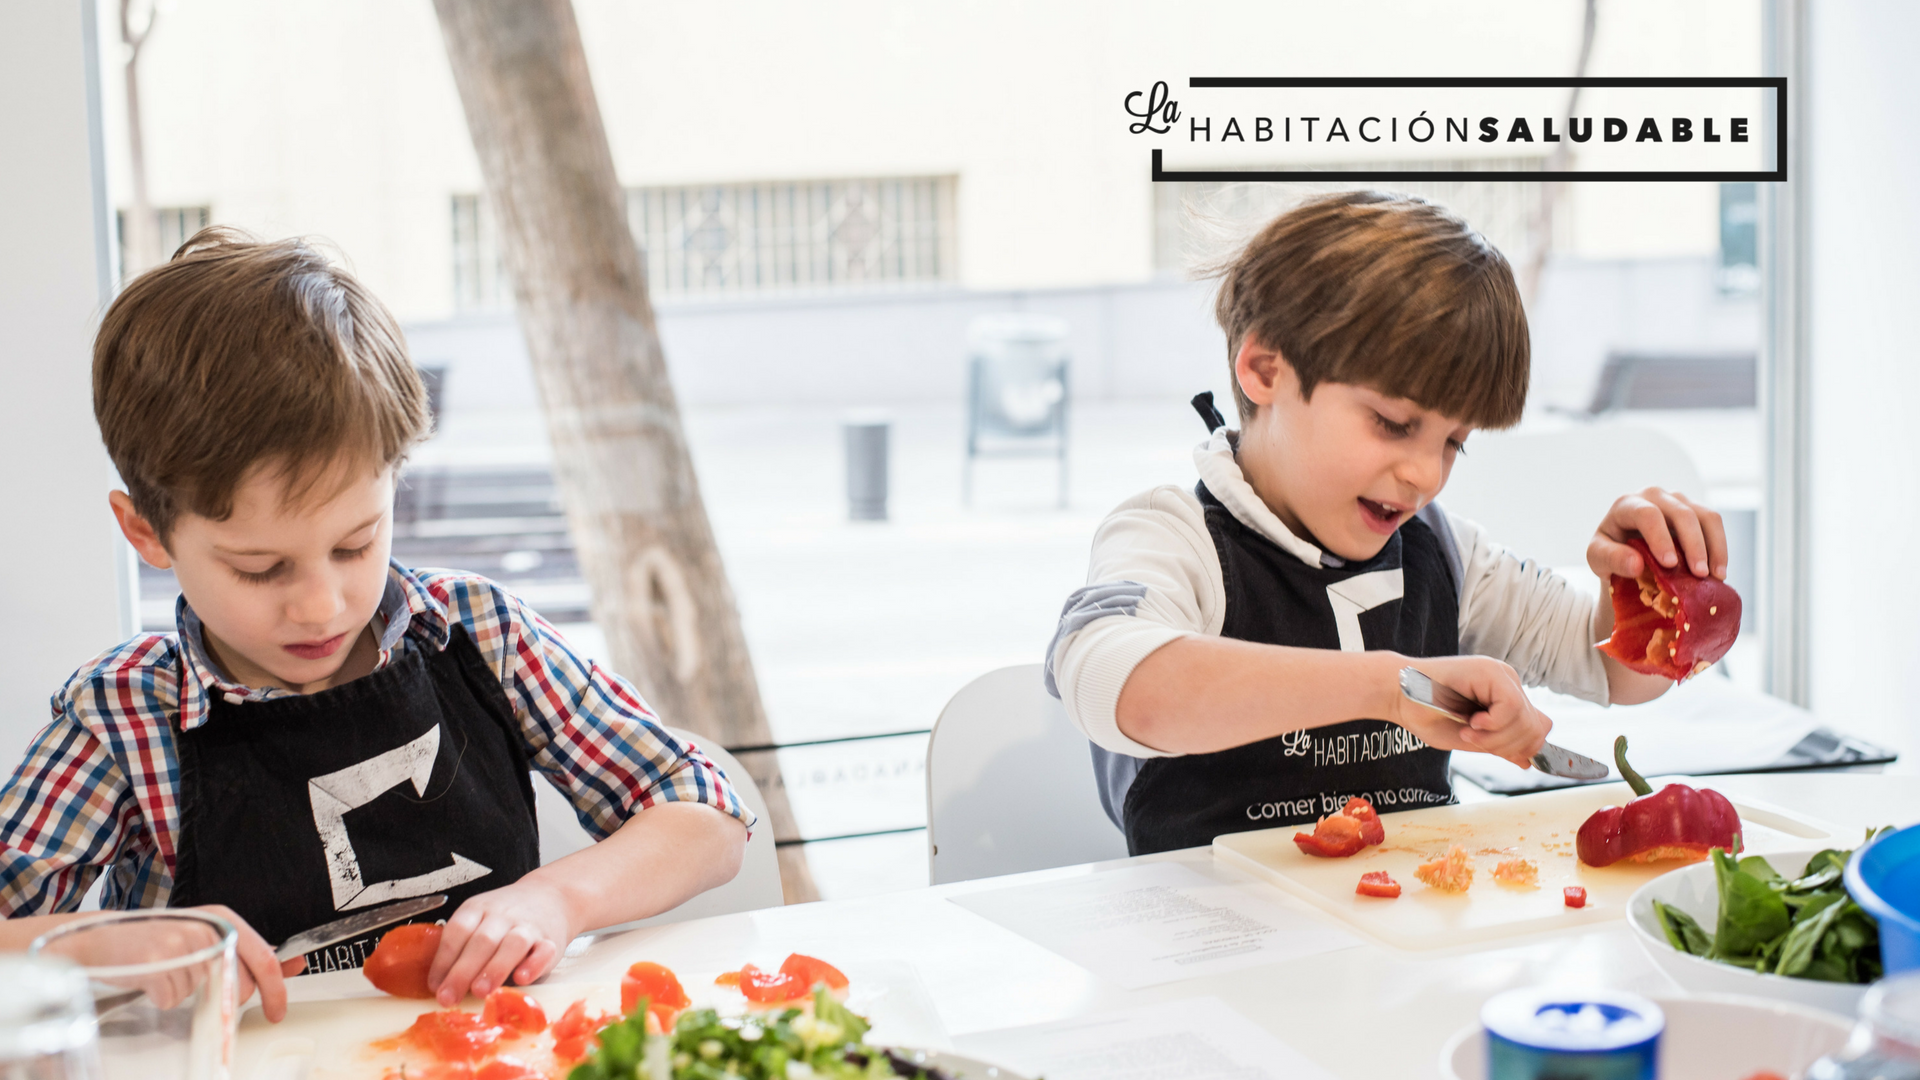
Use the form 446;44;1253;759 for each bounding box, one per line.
1807;972;1920;1079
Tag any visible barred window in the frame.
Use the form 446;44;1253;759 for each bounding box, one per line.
451;193;512;313
626;176;957;296
450;176;957;312
116;205;210;278
1153;158;1558;276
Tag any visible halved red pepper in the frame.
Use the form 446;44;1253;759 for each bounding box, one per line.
1576;736;1742;867
1293;796;1387;858
1597;536;1741;681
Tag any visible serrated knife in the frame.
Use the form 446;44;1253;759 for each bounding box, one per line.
1398;666;1609;781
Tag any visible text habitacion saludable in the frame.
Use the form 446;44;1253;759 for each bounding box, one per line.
1181;113;1750;145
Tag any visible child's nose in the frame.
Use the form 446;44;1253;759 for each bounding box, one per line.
1400;449;1446;496
285;574;346;627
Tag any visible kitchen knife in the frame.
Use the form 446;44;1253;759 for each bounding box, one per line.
272;893;449;962
90;894;450;1016
1398;666;1610;781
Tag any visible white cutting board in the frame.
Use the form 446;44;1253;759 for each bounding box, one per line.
235;961;948;1080
1212;780;1837;952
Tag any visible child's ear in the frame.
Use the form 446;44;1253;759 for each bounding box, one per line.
108;491;173;570
1233;337;1295;408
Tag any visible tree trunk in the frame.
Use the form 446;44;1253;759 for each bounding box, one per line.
120;0;160;276
430;0;817;903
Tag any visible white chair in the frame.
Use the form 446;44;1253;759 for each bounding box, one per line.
1436;425;1707;571
533;727;783;926
925;664;1128;885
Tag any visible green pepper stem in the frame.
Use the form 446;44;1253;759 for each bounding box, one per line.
1615;735;1652;797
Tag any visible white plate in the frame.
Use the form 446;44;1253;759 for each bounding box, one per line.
1440;994;1852;1080
1627;849;1870;1017
901;1050;1031;1079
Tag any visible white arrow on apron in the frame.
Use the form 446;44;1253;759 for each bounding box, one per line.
307;725;492;911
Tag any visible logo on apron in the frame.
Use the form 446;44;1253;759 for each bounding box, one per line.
306;724;493;911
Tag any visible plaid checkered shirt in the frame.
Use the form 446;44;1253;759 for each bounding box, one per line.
0;562;754;914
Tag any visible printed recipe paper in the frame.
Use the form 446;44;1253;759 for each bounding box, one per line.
948;860;1358;990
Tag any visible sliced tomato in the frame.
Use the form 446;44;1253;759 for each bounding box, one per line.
714;963;807;1004
1355;871;1401;898
550;998;615;1064
401;1009;503;1064
363;923;442;999
474;1058;542;1080
777;953;849;992
1293;813;1367;857
1564;886;1588;909
647;1001;677;1035
620;961;691;1015
479;988;546;1034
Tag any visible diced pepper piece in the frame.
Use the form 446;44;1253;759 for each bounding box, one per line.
1355;871;1401;898
1564;886;1588;909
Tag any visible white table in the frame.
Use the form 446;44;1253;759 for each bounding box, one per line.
335;774;1920;1079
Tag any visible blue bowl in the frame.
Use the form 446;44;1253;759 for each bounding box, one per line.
1846;823;1920;976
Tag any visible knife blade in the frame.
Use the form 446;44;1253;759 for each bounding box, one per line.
273;893;449;962
1398;666;1610;781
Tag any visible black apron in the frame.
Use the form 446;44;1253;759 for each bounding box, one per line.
1118;395;1461;855
169;623;541;972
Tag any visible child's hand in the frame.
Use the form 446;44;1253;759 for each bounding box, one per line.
1589;487;1727;583
427;878;574;1006
1387;655;1552;769
189;904;304;1023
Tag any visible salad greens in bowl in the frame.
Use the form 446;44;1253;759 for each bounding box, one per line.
1627;830;1894;1017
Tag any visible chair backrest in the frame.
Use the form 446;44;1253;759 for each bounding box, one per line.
926;664;1128;885
1437;425;1708;572
968;314;1068;436
533;727;783;927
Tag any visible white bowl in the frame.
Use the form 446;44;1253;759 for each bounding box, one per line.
1627;849;1869;1017
1440;994;1853;1080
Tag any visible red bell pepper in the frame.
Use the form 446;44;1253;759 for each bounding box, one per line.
1355;871;1402;898
1293;796;1387;858
1597;536;1741;680
1576;736;1742;867
1563;886;1587;908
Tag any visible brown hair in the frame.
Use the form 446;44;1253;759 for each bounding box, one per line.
94;226;431;541
1210;190;1529;427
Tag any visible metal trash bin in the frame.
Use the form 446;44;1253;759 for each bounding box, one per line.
844;415;890;521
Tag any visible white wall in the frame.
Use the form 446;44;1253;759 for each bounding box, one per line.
1805;1;1920;763
0;0;130;760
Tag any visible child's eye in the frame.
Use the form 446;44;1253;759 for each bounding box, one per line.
334;542;374;561
1373;412;1413;438
233;563;285;585
1448;438;1468;455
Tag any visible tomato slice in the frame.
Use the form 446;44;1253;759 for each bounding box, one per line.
479;988;546;1034
363;923;442;999
777;953;849;992
475;1058;542;1080
1355;871;1401;898
401;1009;503;1064
620;961;691;1016
714;963;807;1004
1564;886;1588;909
549;998;616;1063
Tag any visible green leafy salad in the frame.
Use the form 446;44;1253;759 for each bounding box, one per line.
567;988;957;1080
1651;828;1893;984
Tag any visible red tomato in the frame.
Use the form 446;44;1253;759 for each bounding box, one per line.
550;999;615;1064
364;923;442;999
715;963;807;1004
647;1001;677;1035
401;1009;503;1063
479;988;546;1034
778;954;849;991
620;961;691;1015
1564;886;1588;909
475;1058;542;1080
1355;871;1401;898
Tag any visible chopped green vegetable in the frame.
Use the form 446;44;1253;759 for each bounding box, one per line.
1663;829;1892;985
568;988;951;1080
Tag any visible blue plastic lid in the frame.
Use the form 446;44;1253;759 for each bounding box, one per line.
1482;988;1666;1053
